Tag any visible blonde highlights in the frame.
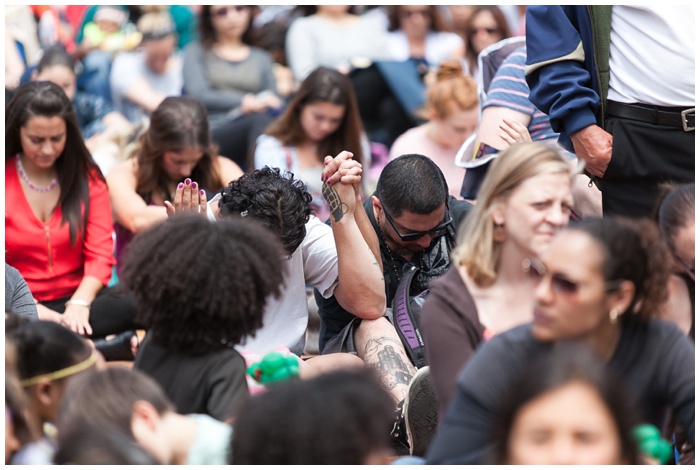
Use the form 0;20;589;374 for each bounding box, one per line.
452;142;575;286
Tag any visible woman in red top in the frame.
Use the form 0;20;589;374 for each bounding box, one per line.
5;82;134;349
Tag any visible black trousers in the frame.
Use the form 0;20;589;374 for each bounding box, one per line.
41;287;141;339
599;115;695;218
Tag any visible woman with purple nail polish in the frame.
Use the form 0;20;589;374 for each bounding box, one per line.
107;96;244;272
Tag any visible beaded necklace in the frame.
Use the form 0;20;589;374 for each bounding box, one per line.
16;155;58;193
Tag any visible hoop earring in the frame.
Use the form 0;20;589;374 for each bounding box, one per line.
609;308;619;324
493;223;506;243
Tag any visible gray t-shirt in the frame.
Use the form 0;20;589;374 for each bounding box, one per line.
182;42;277;124
5;264;38;319
110;50;184;123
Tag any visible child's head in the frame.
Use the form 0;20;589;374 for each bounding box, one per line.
422;60;479;149
491;345;640;465
5;340;41;464
94;6;128;34
33;45;77;100
232;368;395;465
7;320;98;425
266;66;364;165
121;215;287;355
58;367;176;464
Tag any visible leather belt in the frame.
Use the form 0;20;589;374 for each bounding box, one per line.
606;100;695;132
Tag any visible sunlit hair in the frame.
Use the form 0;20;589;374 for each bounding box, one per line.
418;59;477;120
386;5;450;32
5;81;103;245
452;142;574;286
265;66;364;166
130;96;221;200
567;217;671;321
137;11;176;42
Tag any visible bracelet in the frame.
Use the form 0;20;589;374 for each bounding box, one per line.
65;299;91;310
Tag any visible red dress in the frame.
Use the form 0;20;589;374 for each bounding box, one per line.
5;156;115;301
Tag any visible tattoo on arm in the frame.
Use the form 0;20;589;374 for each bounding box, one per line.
322;182;348;223
364;337;414;391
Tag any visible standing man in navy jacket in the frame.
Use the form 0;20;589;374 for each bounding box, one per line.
525;6;694;218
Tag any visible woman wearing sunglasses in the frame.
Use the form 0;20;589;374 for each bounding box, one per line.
463;6;511;78
421;142;575;421
426;216;695;464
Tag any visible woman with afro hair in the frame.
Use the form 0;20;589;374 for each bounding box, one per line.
123;214;286;422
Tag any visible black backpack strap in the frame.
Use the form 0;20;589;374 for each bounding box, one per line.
391;264;428;368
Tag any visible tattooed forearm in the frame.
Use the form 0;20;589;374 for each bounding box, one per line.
322;182;348;223
364;337;414;391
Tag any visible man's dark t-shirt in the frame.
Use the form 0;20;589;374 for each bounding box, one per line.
316;195;472;351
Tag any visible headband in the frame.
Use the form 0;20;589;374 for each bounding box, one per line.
20;352;98;387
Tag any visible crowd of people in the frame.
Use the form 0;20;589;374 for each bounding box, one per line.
5;4;695;466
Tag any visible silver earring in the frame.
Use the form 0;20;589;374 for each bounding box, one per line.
609;308;619;324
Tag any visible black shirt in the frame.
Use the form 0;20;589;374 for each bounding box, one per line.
426;317;696;464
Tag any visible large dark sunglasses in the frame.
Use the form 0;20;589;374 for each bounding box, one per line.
383;203;452;242
522;258;622;295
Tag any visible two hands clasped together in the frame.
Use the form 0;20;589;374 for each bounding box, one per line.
165;151;363;218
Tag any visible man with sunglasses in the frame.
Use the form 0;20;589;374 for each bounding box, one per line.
317;153;472;455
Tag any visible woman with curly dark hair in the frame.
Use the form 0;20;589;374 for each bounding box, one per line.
426;217;695;464
124;215;286;422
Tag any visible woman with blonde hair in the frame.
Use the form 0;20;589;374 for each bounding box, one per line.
420;142;575;420
389;60;478;197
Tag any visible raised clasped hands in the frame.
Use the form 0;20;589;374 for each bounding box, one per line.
164;178;208;217
321;151;363;223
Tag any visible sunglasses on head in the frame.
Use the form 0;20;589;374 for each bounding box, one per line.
382;202;452;242
211;5;247;18
470;27;498;36
522;258;623;295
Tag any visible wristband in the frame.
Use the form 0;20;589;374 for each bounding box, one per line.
65;299;91;310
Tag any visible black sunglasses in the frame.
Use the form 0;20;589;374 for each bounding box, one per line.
383;203;452;242
211;5;248;18
522;258;623;295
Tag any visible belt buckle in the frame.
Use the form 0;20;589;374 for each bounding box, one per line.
681;108;694;132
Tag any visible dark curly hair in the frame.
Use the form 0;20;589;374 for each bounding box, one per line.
120;215;286;355
231;368;394;464
488;345;641;464
568;217;671;321
218;166;312;256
